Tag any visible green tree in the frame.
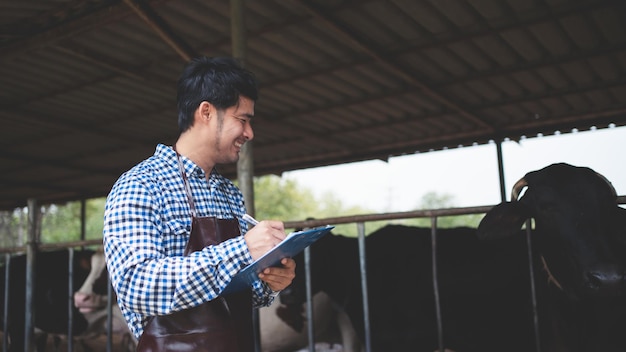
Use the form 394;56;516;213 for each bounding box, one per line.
310;191;384;237
253;175;318;222
253;176;380;237
39;198;105;243
0;208;27;248
403;191;483;228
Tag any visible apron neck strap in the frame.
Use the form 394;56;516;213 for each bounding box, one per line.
173;145;197;218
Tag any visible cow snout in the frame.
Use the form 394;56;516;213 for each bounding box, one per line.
583;265;625;297
74;291;106;313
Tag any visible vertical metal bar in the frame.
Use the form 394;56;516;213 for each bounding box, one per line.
80;199;87;243
357;222;372;352
24;198;38;351
431;217;445;352
304;247;315;352
525;220;542;352
67;248;74;352
3;253;10;352
496;140;507;203
107;276;114;352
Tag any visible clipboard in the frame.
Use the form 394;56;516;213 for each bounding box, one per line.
222;225;334;295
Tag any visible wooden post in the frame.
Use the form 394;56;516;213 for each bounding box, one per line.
230;1;261;351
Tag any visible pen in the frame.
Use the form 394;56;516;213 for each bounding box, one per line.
242;213;259;226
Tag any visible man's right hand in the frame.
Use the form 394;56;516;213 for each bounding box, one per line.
243;220;286;260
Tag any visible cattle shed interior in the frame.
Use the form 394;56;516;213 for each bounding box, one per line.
1;0;626;211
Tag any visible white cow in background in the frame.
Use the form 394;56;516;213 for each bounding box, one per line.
72;249;136;351
260;291;360;352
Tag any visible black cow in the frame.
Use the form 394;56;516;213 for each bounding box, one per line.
477;163;626;351
0;249;95;352
280;225;537;352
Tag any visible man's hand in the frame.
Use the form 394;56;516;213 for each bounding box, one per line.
258;257;296;292
244;220;286;261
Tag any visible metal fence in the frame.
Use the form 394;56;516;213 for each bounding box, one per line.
1;196;625;351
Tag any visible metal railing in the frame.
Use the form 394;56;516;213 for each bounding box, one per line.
282;205;492;352
281;195;626;352
1;195;624;351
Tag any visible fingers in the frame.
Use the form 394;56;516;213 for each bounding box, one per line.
261;220;286;241
250;220;286;242
259;258;296;292
244;220;287;260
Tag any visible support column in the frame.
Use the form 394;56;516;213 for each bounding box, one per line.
232;0;255;218
24;198;40;351
230;2;261;351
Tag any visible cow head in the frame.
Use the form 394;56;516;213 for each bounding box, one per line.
477;163;626;299
74;249;112;314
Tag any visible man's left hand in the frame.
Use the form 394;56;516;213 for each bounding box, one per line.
258;257;296;292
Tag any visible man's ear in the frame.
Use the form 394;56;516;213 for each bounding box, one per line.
198;101;215;123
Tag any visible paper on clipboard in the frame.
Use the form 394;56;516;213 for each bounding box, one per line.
222;225;334;295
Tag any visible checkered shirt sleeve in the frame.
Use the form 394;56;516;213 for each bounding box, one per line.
103;144;274;339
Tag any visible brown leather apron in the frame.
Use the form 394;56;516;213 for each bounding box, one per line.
135;151;254;352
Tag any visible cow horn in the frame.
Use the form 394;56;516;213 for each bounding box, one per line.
511;177;528;201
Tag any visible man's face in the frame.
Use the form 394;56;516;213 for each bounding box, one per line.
210;96;255;165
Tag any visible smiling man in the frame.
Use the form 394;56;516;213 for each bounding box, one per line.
103;57;295;352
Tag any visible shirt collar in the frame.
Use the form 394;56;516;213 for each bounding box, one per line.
155;143;226;185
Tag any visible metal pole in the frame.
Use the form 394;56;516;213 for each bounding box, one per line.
431;216;444;352
357;222;372;352
496;140;507;202
24;198;39;351
3;253;10;352
67;248;75;352
107;276;114;352
525;220;542;352
80;199;87;243
304;247;315;352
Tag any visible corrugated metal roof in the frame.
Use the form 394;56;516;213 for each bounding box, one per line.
1;0;625;210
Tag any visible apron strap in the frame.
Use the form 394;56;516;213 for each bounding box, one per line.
173;146;197;218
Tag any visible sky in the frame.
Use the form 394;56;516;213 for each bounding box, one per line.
282;124;625;213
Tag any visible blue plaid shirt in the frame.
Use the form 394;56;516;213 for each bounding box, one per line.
103;144;274;338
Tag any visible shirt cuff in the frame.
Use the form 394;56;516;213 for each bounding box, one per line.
270;290;281;299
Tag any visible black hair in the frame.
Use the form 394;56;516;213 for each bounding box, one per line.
176;56;258;133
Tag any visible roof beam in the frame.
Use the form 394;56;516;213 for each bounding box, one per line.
122;0;197;61
0;1;133;63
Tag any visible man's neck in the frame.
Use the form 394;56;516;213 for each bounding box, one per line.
175;134;215;176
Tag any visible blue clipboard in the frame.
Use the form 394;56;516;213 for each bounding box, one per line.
222;225;334;295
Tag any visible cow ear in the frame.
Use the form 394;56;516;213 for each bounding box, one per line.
611;206;626;244
477;202;531;240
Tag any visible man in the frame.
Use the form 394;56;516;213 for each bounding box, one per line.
103;56;296;351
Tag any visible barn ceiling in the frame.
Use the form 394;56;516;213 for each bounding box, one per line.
1;0;626;210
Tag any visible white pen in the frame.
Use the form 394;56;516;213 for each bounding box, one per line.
242;213;259;226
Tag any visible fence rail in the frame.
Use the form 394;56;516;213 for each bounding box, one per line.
1;194;625;351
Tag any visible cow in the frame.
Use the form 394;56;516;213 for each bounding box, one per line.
72;249;136;351
0;249;95;352
279;225;537;352
259;291;358;352
477;163;626;351
76;250;358;352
